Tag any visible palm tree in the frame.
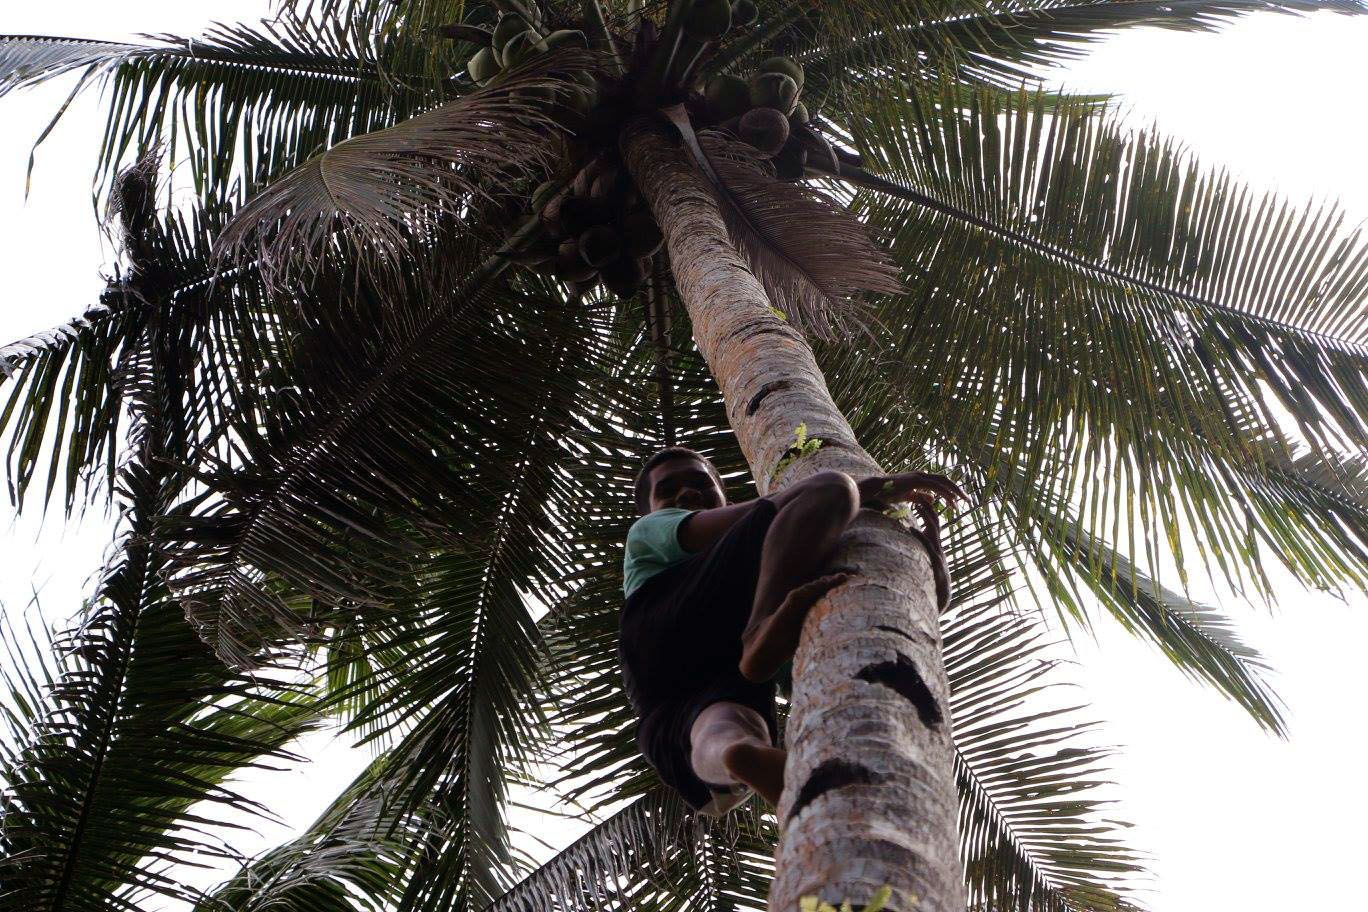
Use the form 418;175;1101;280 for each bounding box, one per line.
3;1;1367;910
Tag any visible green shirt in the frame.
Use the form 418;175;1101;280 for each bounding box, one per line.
622;507;696;598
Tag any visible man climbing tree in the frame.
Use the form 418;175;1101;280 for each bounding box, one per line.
620;446;962;815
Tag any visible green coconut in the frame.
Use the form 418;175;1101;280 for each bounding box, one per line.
578;225;622;267
493;13;529;52
738;107;790;156
589;165;623;202
621;210;664;258
683;0;732;39
467;47;500;85
749;72;799;115
600;255;649;298
542;28;588;49
499;30;545;68
758;55;804;89
572;159;600;198
774;141;808;181
730;0;759;27
553;260;599;284
553;238;598;283
558;197;612;235
706;74;752;119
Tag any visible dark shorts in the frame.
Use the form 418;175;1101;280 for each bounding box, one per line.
618;498;780;811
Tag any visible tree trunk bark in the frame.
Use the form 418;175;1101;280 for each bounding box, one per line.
622;122;965;912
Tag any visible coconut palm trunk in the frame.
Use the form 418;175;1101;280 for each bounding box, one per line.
623;121;964;912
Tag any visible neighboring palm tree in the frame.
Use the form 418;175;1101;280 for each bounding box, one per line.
0;155;329;912
3;2;1367;911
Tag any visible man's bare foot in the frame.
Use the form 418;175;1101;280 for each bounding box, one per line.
721;741;787;806
739;572;850;682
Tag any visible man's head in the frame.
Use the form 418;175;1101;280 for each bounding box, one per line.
634;447;727;516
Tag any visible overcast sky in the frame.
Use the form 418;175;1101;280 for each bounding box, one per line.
2;5;1367;912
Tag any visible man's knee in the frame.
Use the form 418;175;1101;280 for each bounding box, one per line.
792;471;859;524
693;701;769;741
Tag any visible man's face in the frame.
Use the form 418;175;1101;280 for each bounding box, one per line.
648;456;726;513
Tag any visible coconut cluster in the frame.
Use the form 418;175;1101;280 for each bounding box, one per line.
510;155;665;298
702;53;811;180
465;11;600;126
464;0;824;300
681;0;814;179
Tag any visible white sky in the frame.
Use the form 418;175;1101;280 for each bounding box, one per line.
2;5;1367;911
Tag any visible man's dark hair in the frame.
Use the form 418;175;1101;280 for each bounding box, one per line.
633;446;725;515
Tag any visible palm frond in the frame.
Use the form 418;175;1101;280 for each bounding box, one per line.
154;242;629;677
658;106;903;338
991;470;1286;734
943;521;1144;911
156;235;503;667
788;1;1368;92
857;82;1368;350
214;50;593;290
330;350;592;908
847;81;1368;348
698;127;904;338
195;757;410;912
2;15;445;202
0;163;276;514
0;297;127;380
811;284;1293;739
206;550;555;912
485;788;776;912
360;555;549;911
0;290;131;510
1283;444;1368;508
0;458;324;911
269;0;510;83
836;81;1368;600
942;0;1368;86
0;35;138;93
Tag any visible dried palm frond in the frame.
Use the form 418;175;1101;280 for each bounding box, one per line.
214;50;597;292
661;105;904;339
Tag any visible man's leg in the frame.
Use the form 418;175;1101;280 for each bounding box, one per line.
739;471;859;682
690;701;786;806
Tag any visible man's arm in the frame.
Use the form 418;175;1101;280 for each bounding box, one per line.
676;499;767;553
676;473;865;553
678;470;965;553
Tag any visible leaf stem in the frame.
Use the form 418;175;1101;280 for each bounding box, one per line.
581;0;624;73
638;0;690;103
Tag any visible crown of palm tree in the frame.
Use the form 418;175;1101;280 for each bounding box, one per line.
2;2;1366;910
